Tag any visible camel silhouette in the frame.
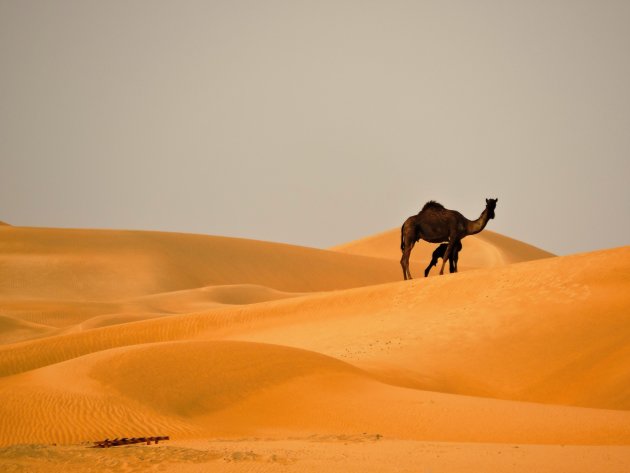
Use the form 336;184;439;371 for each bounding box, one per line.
424;241;462;277
400;198;497;280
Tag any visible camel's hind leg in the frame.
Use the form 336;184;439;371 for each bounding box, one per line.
400;240;415;280
424;255;438;277
400;220;420;280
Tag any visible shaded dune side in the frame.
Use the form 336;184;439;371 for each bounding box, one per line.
1;340;629;446
72;313;169;332
330;228;554;270
90;341;363;417
0;300;119;329
0;315;55;344
205;369;630;446
64;285;302;332
1;248;628;412
121;284;303;312
0;226;399;301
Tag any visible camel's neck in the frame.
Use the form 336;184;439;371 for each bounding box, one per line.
465;208;490;235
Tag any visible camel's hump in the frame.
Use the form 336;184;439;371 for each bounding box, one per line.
421;201;445;211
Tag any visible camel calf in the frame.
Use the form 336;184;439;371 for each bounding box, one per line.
424;241;462;277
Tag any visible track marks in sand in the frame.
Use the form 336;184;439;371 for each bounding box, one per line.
2;441;629;473
0;444;223;473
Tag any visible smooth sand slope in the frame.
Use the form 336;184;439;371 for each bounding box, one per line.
0;224;628;472
0;225;398;343
0;226;400;300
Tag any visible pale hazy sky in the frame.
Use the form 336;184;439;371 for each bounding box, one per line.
1;0;629;255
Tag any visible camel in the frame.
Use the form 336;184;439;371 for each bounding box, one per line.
400;198;497;280
424;241;462;277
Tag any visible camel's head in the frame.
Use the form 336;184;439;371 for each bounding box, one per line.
485;198;498;219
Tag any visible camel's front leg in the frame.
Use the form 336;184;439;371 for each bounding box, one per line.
439;239;456;275
449;246;459;273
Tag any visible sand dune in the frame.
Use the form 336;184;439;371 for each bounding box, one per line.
2;247;627;410
226;247;630;410
2;339;629;447
0;284;301;342
68;285;303;332
0;224;628;471
331;228;554;273
0;226;399;302
0;299;120;329
72;312;168;332
121;283;302;312
0;315;54;344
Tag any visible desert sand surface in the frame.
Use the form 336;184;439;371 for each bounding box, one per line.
0;224;629;472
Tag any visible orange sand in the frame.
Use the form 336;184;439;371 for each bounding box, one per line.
0;224;628;472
